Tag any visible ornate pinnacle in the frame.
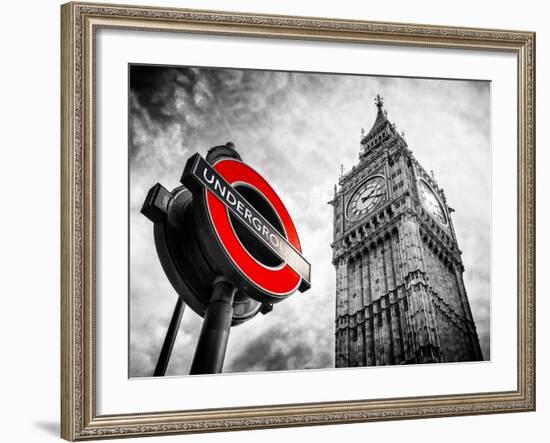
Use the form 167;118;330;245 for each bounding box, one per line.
375;94;384;108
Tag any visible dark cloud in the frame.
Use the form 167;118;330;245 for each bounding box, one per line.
227;324;332;373
129;64;491;377
130;65;196;127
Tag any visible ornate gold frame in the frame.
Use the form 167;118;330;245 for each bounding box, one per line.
61;2;536;440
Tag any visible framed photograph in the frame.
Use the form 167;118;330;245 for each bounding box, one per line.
61;1;536;440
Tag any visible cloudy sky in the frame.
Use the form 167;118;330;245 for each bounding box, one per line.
129;64;491;377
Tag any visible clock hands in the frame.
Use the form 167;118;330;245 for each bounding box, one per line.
361;191;384;203
358;187;377;203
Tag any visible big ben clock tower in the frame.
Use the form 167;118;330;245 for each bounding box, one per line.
330;95;483;367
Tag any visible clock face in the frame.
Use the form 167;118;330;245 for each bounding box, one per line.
418;180;447;225
346;176;387;221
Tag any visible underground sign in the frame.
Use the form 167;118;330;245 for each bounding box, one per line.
182;153;311;304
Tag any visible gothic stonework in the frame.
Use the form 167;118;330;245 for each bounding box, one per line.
330;95;483;367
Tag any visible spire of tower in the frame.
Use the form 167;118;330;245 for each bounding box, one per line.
372;94;387;127
360;94;392;154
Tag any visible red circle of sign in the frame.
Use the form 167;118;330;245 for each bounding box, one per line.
206;159;302;297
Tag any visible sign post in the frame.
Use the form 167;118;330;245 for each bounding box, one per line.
153;296;185;376
142;142;311;375
189;277;236;375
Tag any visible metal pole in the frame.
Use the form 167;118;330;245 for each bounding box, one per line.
153;296;186;376
189;277;236;375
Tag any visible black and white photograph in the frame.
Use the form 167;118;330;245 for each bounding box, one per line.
129;64;490;377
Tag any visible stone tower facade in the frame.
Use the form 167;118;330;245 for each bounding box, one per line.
330;95;483;367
